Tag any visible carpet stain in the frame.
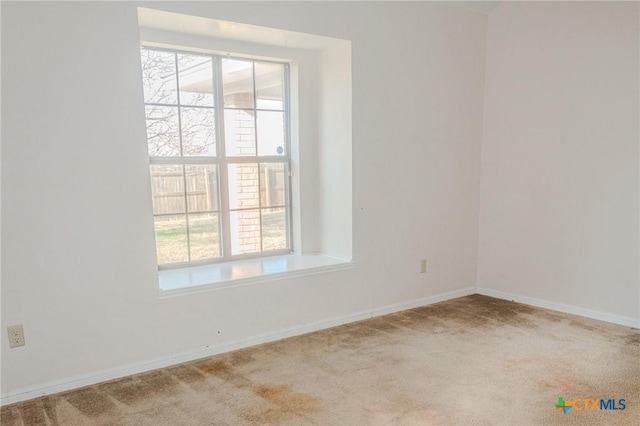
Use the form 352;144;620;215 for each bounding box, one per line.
42;396;59;425
415;306;486;334
459;297;538;329
269;332;335;356
623;332;640;346
198;361;252;388
0;406;20;426
387;311;441;330
569;319;599;332
18;401;46;425
366;318;405;333
165;365;206;385
227;350;255;367
558;380;577;392
411;408;441;423
531;309;566;323
138;370;180;395
100;377;151;406
334;324;381;350
342;323;380;339
194;359;230;375
64;386;117;418
389;312;414;325
245;384;318;423
536;378;579;393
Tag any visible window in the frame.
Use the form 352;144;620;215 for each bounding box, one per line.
141;47;291;269
137;10;353;292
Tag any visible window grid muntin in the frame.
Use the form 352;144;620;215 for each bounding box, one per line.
143;46;291;269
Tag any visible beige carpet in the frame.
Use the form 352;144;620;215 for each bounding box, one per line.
2;295;639;425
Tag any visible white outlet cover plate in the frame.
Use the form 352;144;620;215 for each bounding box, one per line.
7;324;25;348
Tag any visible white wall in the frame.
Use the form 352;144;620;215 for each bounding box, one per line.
318;43;352;259
1;1;486;400
478;2;640;322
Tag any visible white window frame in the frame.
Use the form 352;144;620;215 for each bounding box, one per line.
142;46;294;270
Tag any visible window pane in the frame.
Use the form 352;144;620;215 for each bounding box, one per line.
257;111;285;156
260;163;287;207
230;210;261;255
145;106;180;156
185;165;218;212
222;59;254;109
262;208;287;251
141;49;177;104
181;107;216;156
177;54;214;106
228;164;259;209
150;165;185;215
224;109;256;156
154;215;188;264
255;62;284;110
188;213;220;260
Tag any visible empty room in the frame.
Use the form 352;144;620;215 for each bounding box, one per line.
1;1;638;425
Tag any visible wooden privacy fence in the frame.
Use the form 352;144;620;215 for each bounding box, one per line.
150;165;286;217
151;168;218;215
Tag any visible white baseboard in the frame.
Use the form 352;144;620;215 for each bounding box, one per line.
0;287;474;406
476;287;640;329
371;287;476;316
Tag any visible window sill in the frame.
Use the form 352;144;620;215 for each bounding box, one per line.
158;254;354;298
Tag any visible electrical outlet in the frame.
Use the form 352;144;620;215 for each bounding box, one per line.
7;324;25;348
420;259;427;274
